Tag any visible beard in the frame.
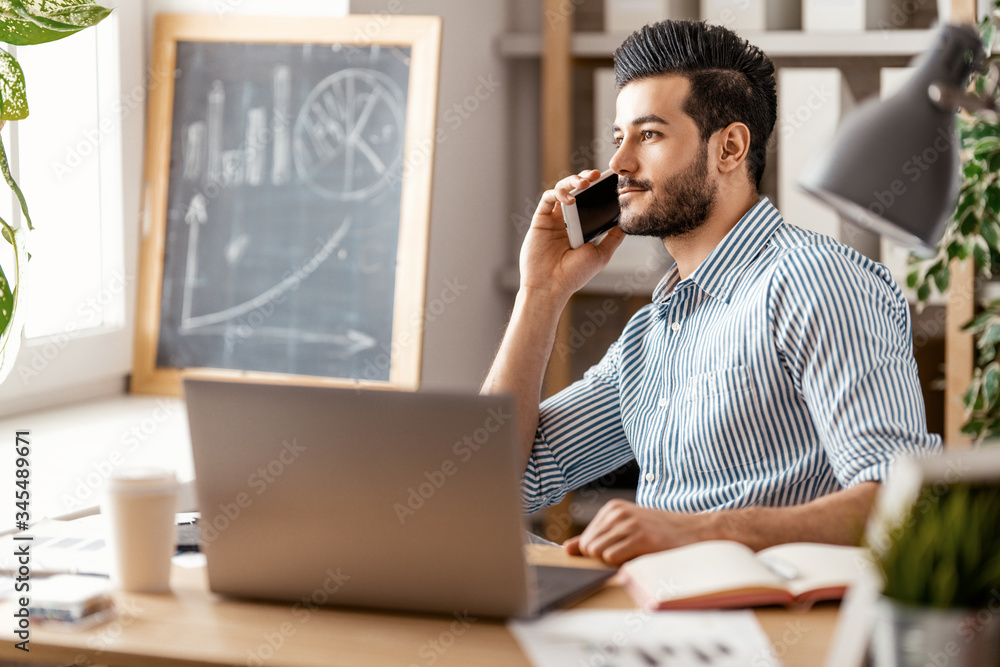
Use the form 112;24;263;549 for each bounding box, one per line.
617;143;718;238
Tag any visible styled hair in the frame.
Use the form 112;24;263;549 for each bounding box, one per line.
613;20;776;190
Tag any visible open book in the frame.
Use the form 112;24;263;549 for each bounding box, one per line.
618;540;874;610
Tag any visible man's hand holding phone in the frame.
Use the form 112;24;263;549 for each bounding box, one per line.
519;169;626;305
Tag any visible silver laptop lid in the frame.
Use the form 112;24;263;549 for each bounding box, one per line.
184;378;534;617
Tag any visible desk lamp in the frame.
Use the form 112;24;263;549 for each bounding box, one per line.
799;24;990;248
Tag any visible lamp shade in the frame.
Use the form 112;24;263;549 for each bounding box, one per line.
799;24;983;248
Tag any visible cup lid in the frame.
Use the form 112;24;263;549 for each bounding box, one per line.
107;467;178;494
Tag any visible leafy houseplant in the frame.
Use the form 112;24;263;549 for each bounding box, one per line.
0;0;111;383
871;482;1000;666
907;4;1000;442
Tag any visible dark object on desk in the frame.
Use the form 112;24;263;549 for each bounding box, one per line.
176;521;199;553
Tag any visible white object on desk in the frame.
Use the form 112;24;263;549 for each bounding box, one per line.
103;467;179;594
510;609;779;667
0;515;111;577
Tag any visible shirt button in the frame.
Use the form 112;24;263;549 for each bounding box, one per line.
657;397;667;408
644;472;655;483
671;322;681;332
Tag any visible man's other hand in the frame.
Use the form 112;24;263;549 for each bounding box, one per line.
563;498;709;566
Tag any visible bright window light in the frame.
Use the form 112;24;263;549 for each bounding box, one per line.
11;25;123;340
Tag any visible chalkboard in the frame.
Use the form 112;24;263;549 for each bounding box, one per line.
132;14;442;395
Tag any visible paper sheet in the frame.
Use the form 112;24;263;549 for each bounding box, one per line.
509;609;780;667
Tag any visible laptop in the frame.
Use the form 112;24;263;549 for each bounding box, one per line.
183;377;614;618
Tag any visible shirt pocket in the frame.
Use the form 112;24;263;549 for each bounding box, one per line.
680;365;764;473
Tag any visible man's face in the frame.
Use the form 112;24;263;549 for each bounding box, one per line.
610;74;718;238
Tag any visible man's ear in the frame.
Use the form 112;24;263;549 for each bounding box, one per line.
715;122;751;175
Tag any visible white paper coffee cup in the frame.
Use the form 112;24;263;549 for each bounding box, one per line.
103;468;179;593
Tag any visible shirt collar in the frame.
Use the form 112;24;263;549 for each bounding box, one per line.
652;196;783;307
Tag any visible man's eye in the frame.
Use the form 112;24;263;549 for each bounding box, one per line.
642;130;656;140
613;136;623;146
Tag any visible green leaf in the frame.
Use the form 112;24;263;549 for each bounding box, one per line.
982;219;1000;250
974;243;990;269
0;258;10;334
0;215;25;382
984;365;1000;407
932;264;950;293
0;0;110;46
974;136;1000;160
918;282;931;303
981;324;1000;349
960;210;981;237
13;0;111;33
0;49;26;121
0;137;29;230
965;309;996;331
966;162;985;179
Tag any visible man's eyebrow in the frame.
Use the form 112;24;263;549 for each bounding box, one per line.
612;115;669;133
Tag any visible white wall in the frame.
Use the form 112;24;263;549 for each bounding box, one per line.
142;0;510;392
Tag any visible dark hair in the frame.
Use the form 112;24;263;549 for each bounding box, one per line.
613;20;776;190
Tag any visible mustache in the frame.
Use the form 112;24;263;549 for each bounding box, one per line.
618;177;652;191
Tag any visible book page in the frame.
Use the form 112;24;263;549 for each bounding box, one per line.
756;543;873;599
622;540;786;605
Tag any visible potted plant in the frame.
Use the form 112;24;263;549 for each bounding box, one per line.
0;0;111;384
870;480;1000;666
907;3;1000;442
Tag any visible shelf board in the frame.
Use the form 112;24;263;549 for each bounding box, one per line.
499;29;937;59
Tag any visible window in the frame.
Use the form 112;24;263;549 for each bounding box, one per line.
0;2;142;417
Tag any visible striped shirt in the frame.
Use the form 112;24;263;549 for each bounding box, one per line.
522;197;942;514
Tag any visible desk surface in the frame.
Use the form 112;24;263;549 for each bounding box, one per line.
1;546;838;667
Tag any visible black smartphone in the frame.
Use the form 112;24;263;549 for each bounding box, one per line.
563;169;620;248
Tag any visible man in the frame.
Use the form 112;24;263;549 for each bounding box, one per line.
481;20;941;566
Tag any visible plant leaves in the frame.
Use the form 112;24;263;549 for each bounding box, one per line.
0;136;29;230
984;364;1000;407
0;215;25;383
974;136;1000;160
0;0;110;46
0;49;26;121
13;0;111;33
932;263;950;293
0;256;10;334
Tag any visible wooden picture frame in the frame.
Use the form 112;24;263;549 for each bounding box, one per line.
132;13;442;395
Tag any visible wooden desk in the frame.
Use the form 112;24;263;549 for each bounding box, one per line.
1;546;839;667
